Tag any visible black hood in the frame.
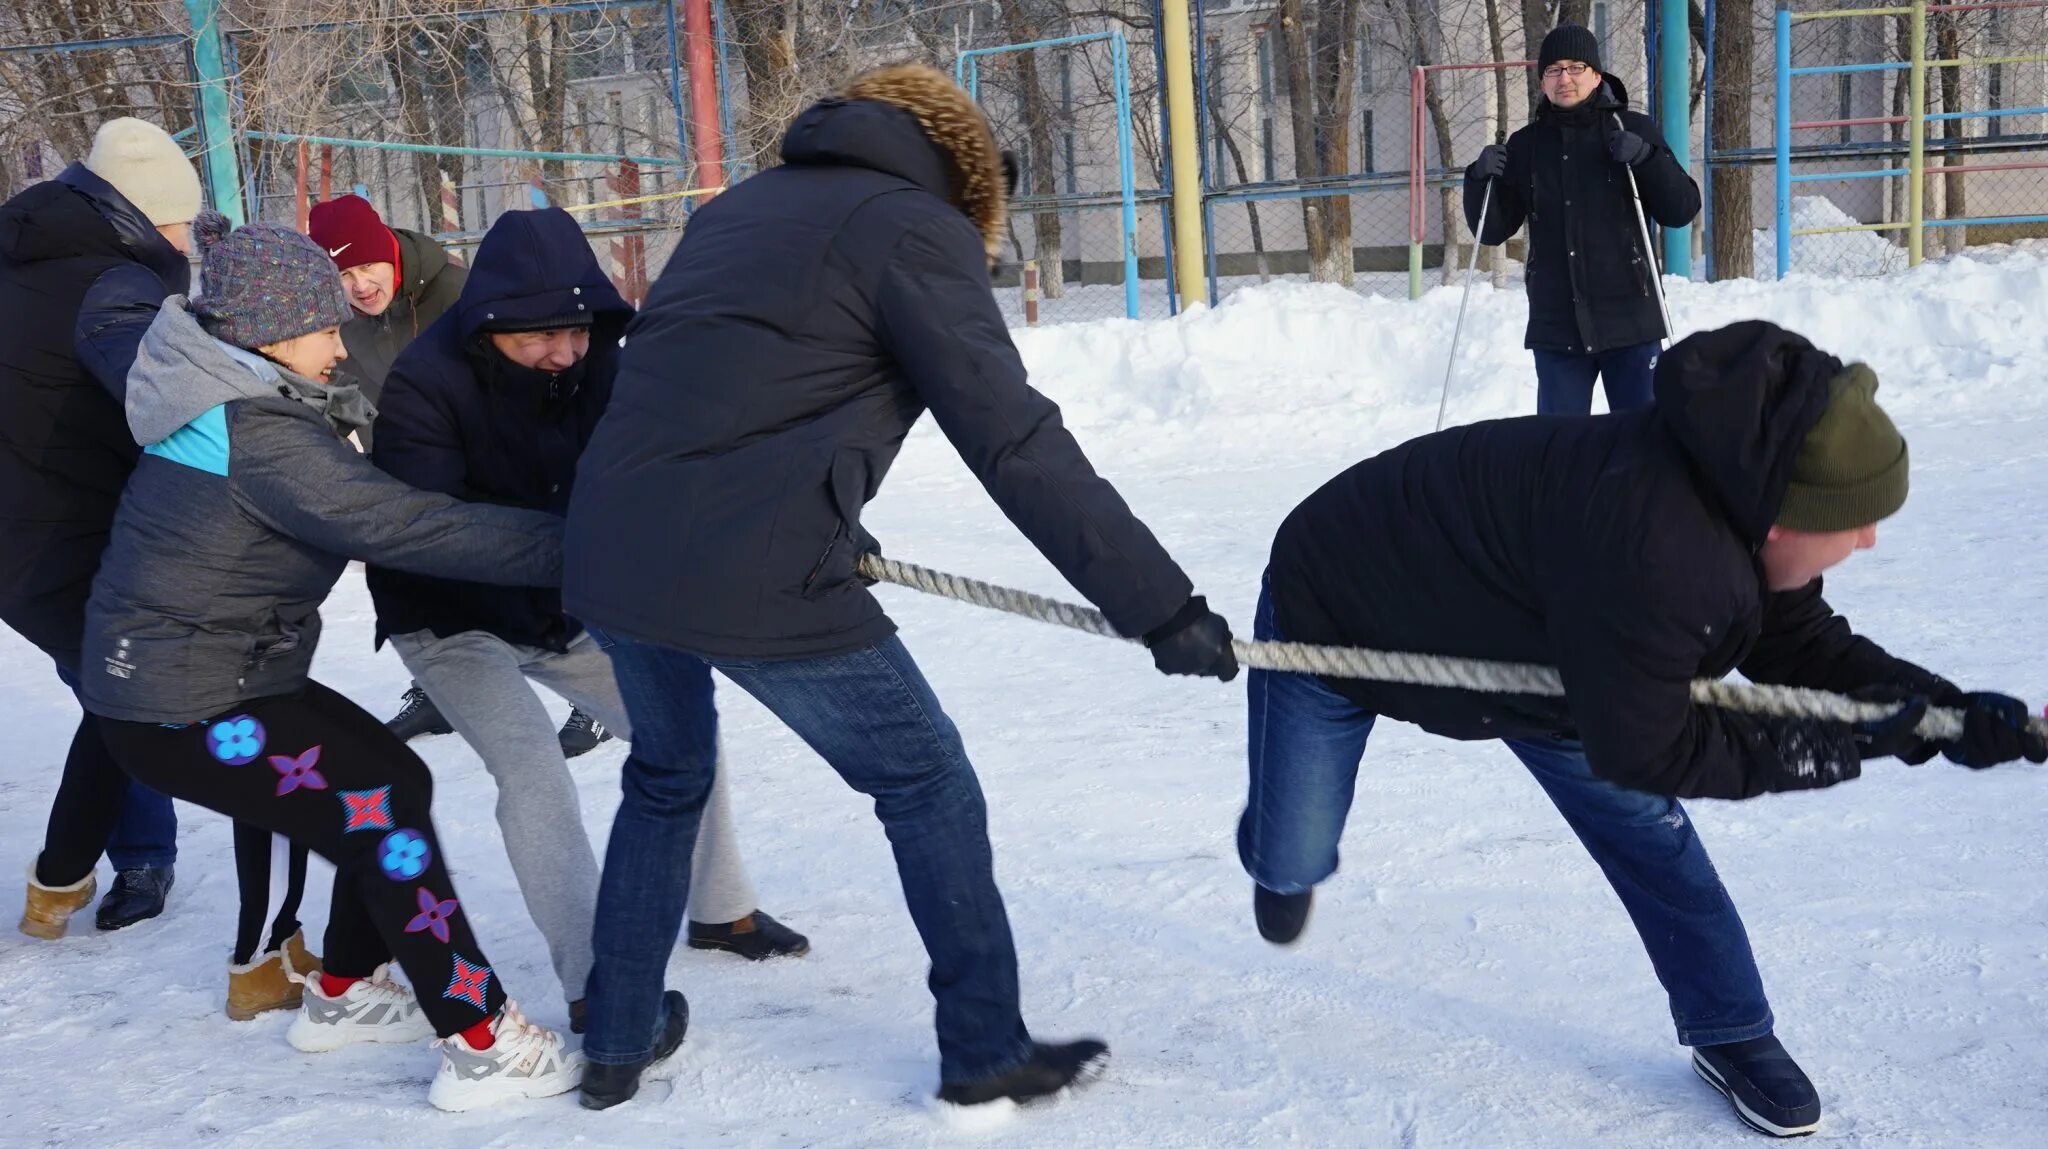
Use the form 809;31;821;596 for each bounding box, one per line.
0;165;190;292
1537;73;1632;121
1654;321;1843;546
453;207;631;346
780;99;953;201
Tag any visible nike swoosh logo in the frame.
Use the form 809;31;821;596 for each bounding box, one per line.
328;243;351;258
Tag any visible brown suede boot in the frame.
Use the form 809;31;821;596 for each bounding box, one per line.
227;928;320;1021
19;865;97;940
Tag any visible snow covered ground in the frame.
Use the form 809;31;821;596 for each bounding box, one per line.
6;249;2048;1147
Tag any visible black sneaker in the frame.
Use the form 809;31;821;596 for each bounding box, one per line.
559;707;613;759
1254;884;1312;946
1693;1034;1822;1137
580;990;689;1110
387;684;452;742
569;998;586;1034
95;865;174;930
687;911;810;960
936;1039;1109;1108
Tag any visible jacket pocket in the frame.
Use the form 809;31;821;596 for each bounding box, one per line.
799;450;873;601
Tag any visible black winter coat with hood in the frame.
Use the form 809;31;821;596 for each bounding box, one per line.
1268;321;1950;801
367;207;630;652
564;65;1195;660
1462;77;1699;355
0;163;192;671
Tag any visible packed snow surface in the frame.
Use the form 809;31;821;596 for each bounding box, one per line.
5;248;2047;1147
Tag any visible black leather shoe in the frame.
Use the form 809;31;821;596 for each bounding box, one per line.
96;865;173;931
386;685;452;742
687;911;809;960
580;990;688;1110
1254;884;1312;946
937;1039;1109;1107
1693;1034;1822;1137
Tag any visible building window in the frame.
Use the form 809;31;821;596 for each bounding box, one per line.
1207;35;1227;181
1839;73;1854;144
1359;24;1374;94
1592;2;1611;71
1257;29;1277;181
1361;109;1376;174
1989;62;2005;139
1060;54;1078;193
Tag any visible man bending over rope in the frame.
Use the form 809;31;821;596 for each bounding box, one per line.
1241;320;2044;1139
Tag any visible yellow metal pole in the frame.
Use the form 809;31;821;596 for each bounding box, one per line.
1908;0;1926;266
1159;0;1207;312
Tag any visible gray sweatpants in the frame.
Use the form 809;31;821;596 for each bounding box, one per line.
390;628;758;1005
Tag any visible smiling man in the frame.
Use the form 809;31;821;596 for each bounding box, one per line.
307;194;467;429
1238;320;2045;1139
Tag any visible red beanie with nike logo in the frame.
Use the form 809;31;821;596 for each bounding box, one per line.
307;194;400;274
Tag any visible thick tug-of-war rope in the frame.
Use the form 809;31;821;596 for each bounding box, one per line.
857;554;2048;746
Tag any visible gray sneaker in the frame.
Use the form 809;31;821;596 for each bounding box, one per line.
285;965;434;1052
428;1001;583;1112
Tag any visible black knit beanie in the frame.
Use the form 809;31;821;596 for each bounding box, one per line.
1540;24;1603;75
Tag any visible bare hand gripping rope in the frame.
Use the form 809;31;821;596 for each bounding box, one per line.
856;554;2048;745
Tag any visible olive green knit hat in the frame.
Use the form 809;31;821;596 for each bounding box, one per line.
1776;364;1909;532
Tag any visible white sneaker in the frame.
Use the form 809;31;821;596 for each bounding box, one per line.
427;1001;584;1112
285;966;435;1053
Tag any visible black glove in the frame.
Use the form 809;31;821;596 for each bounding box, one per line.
1471;143;1508;181
1849;687;1933;762
1936;691;2048;768
1001;150;1020;197
1144;595;1238;682
1606;127;1654;167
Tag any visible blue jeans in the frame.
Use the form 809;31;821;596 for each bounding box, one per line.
50;659;176;871
584;631;1032;1084
1237;582;1772;1046
1533;342;1660;415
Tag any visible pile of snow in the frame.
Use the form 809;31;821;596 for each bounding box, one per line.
1752;195;1911;278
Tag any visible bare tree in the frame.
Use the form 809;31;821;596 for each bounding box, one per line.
1710;0;1752;279
1934;9;1966;254
997;0;1068;298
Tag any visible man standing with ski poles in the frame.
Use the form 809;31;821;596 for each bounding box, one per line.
1461;24;1699;415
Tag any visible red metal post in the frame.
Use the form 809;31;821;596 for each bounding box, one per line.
683;0;725;202
294;138;310;232
1022;260;1040;326
319;144;333;203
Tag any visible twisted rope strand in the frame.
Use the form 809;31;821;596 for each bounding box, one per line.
858;554;2048;745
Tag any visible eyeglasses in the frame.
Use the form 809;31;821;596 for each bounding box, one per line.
1542;63;1591;79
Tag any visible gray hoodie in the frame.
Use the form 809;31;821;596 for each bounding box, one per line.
82;296;563;723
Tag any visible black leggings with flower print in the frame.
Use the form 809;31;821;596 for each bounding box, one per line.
97;682;508;1036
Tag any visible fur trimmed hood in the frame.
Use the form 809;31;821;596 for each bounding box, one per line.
837;63;1008;258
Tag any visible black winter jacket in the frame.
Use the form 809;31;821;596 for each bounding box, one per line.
1462;77;1699;354
1269;321;1949;800
368;208;629;652
337;226;468;449
565;93;1194;659
0;164;191;671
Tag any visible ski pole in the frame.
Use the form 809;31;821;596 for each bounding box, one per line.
1614;113;1676;345
1436;177;1493;433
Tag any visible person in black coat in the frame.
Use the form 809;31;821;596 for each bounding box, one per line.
563;63;1236;1111
1464;25;1700;415
1244;320;2044;1137
3;119;198;936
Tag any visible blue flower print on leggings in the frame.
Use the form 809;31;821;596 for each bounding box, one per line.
379;828;432;881
208;716;266;765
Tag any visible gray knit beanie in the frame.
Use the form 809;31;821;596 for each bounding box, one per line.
190;210;354;350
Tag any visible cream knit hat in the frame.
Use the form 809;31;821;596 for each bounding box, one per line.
83;118;203;227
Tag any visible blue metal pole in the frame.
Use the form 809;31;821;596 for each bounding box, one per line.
1195;0;1218;306
711;0;741;179
1702;0;1716;281
1114;33;1140;319
1659;0;1693;277
184;0;245;224
665;0;691;166
1150;0;1178;316
1775;3;1793;278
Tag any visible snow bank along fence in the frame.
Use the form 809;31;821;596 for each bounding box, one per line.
859;553;2048;747
1772;0;2048;279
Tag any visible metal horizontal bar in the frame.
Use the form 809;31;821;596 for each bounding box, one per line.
958;32;1112;61
1416;60;1535;73
1928;105;2048;122
0;32;184;55
1927;55;2048;68
1792;221;1911;235
1788;6;1912;18
1927;160;2048;174
222;0;661;42
1790;168;1910;182
1790;61;1911;76
1715;133;2048;163
1922;214;2048;227
1792;115;1908;130
1929;2;2048;11
244;131;684;169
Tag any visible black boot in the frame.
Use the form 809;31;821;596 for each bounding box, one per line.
386;684;453;742
95;865;174;930
1254;884;1312;946
580;990;689;1110
558;707;614;759
1692;1034;1822;1137
687;911;809;960
937;1039;1109;1108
